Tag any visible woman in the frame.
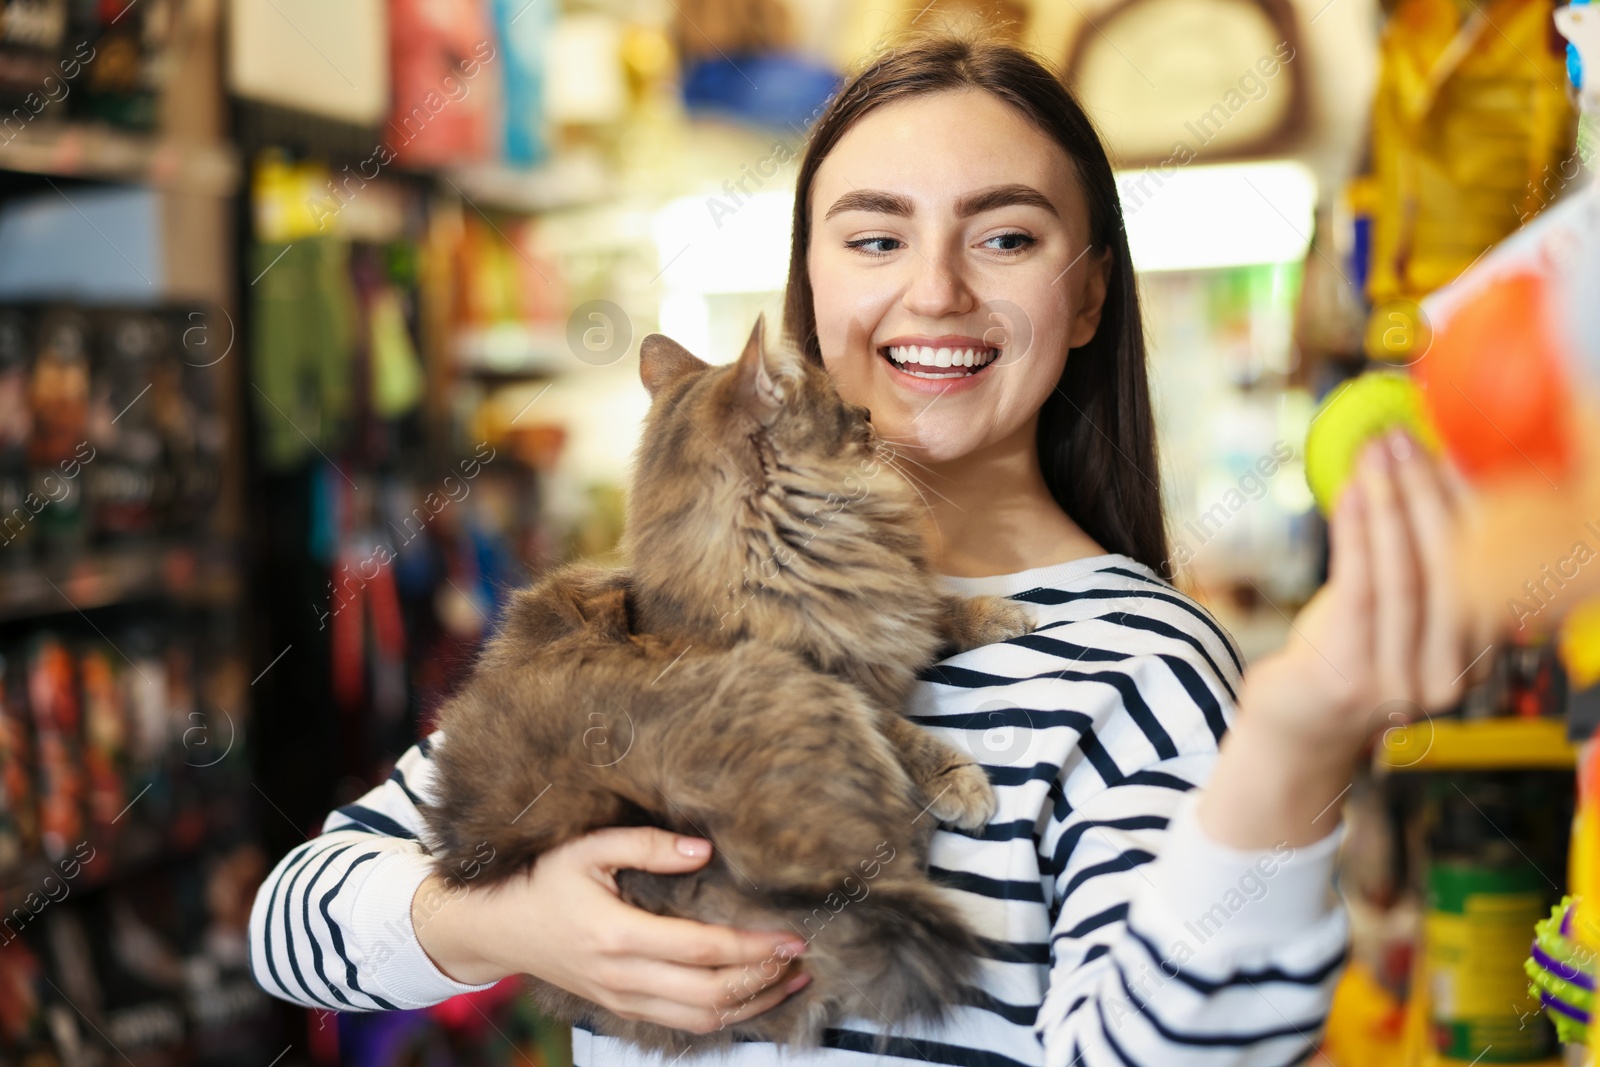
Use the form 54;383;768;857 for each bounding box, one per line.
248;32;1469;1067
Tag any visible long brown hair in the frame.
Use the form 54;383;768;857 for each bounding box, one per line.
781;32;1169;576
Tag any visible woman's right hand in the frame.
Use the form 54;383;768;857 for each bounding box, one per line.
413;826;812;1034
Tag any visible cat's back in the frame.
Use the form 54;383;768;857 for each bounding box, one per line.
477;561;636;666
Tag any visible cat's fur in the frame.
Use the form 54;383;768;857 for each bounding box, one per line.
423;316;1035;1055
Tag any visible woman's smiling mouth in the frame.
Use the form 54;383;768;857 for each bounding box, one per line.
877;337;1001;380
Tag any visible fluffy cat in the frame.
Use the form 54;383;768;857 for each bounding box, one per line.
423;316;1035;1055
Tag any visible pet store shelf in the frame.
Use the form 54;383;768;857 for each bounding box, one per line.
0;124;240;194
0;542;241;623
1375;716;1577;772
0;835;215;910
439;153;613;215
455;322;573;378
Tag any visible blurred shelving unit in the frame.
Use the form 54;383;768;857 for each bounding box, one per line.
440;152;615;215
0;0;276;1062
0;123;240;193
454;321;571;378
1376;717;1578;773
0;542;243;624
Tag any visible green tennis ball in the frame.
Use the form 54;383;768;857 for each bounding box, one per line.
1303;372;1444;517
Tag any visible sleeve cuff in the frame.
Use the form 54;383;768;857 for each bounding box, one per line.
1132;791;1343;965
348;849;502;1007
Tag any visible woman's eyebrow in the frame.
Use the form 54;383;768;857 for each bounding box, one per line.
823;189;914;220
955;184;1058;218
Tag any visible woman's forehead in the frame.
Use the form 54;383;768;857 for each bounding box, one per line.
810;91;1080;217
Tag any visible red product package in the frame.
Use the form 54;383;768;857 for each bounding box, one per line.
0;936;54;1059
387;0;500;167
0;652;35;870
78;645;128;847
25;636;84;863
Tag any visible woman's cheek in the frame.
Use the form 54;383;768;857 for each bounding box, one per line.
810;290;864;367
807;252;849;350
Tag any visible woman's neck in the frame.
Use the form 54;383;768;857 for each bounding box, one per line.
913;418;1107;579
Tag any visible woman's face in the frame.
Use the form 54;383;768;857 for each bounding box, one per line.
807;88;1109;464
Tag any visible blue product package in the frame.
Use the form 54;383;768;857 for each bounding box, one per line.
494;0;553;166
681;51;841;133
0;185;162;303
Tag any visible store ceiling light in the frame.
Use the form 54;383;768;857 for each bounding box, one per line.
1116;160;1317;273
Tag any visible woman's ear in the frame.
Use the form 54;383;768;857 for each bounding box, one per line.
1067;247;1113;348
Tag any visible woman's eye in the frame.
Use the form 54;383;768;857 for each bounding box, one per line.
983;232;1036;254
846;236;903;257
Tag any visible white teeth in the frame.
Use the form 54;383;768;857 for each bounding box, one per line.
884;345;999;367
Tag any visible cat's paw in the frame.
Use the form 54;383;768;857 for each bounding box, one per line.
968;596;1035;644
926;762;998;830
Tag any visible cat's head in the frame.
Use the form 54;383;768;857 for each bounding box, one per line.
636;314;880;473
623;315;925;585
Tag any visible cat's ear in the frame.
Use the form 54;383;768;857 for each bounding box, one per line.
639;333;708;398
732;314;796;418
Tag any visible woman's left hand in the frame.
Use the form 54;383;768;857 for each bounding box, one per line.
1198;429;1478;849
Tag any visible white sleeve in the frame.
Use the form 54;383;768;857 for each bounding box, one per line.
1035;769;1349;1067
247;734;502;1011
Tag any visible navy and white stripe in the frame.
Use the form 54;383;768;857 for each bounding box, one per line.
248;552;1349;1066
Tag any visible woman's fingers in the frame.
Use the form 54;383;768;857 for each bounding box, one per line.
1327;457;1373;624
573;829;804;972
1390;433;1466;707
1358;434;1422;704
716;968;811;1024
608;969;810;1034
576;826;713;879
621;908;806;971
602;955;800;1011
572;826;804;969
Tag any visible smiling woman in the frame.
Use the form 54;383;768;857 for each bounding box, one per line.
246;26;1477;1067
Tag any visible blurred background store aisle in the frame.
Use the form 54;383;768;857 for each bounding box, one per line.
0;0;1589;1063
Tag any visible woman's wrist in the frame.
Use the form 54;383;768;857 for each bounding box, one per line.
1197;689;1363;851
411;870;518;986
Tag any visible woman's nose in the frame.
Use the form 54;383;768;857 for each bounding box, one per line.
900;247;977;319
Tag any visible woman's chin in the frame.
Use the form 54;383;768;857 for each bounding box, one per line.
870;418;979;465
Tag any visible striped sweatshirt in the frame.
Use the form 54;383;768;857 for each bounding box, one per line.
248;552;1350;1067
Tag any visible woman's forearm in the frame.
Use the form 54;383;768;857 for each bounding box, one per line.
1195;695;1360;851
